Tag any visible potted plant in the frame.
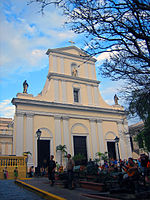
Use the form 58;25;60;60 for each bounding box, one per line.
95;152;109;165
56;145;67;166
73;153;86;166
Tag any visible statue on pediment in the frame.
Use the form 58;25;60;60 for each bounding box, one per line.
23;80;29;93
72;67;78;77
114;94;119;105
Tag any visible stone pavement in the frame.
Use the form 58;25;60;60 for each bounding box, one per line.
0;180;45;200
16;177;150;200
17;177;100;200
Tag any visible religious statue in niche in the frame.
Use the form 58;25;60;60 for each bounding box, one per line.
114;94;119;105
72;67;78;77
23;80;29;93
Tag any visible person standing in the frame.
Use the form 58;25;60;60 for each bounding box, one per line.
48;155;56;186
14;167;18;180
3;167;8;179
29;166;34;177
66;154;75;189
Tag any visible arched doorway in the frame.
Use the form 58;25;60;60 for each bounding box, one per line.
35;128;53;169
71;123;89;163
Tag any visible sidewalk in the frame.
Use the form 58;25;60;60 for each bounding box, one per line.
16;177;105;200
15;177;150;200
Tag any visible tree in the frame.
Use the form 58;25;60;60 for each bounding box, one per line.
29;0;150;99
56;144;67;166
29;0;150;147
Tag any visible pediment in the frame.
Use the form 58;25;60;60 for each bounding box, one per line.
46;46;96;62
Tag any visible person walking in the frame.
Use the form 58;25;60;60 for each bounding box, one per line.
48;155;56;186
66;154;75;189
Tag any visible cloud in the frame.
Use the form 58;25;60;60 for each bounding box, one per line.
99;79;125;106
0;100;15;118
0;0;76;78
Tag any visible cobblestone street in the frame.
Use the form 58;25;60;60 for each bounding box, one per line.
0;180;45;200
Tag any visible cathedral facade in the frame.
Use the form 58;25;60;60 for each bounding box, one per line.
12;46;132;168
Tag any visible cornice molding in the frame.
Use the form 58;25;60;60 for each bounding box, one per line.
12;98;125;117
47;72;100;85
0;134;13;138
14;109;125;125
46;46;97;62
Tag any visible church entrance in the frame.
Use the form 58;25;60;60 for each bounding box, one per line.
107;142;116;160
37;140;50;168
73;136;87;164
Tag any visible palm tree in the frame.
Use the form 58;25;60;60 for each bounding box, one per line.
95;152;109;164
56;145;67;166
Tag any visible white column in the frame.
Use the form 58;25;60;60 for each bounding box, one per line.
8;143;12;155
53;55;57;72
87;85;92;105
62;117;70;153
91;64;95;79
94;86;100;106
119;136;126;160
126;134;132;158
97;120;104;153
118;122;127;159
84;63;89;78
61;81;67;103
2;143;5;155
90;119;98;159
16;113;24;156
60;57;64;74
55;116;62;163
54;79;59;102
26;114;34;167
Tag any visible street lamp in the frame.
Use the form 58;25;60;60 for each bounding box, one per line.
36;129;41;176
115;136;120;161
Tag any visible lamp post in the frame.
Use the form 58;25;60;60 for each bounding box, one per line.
115;136;120;162
36;129;41;176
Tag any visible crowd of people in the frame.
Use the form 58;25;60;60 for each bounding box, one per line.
5;152;148;191
98;153;150;185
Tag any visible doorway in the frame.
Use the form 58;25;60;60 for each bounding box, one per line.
37;140;50;168
107;142;116;160
73;136;87;164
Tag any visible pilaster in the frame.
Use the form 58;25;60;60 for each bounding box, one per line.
97;119;104;153
55;115;62;162
16;113;24;156
90;119;98;159
62;117;70;153
26;113;34;167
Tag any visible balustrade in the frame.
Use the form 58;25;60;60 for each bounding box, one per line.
0;156;27;179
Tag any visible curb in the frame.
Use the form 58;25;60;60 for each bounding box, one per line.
15;179;66;200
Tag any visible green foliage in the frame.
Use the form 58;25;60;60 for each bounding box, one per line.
73;153;86;165
129;90;150;121
56;145;67;165
56;144;67;153
135;115;150;152
95;152;109;162
129;90;150;151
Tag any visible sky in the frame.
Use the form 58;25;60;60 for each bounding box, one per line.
0;0;140;125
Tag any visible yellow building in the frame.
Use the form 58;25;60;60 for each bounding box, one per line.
12;46;132;168
0;117;13;155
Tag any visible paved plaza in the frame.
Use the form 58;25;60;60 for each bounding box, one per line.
16;177;150;200
1;177;150;200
